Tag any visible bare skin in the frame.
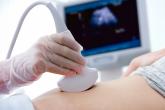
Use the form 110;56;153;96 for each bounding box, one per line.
33;76;165;110
123;48;165;77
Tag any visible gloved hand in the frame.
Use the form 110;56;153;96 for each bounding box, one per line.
122;49;165;77
0;30;86;93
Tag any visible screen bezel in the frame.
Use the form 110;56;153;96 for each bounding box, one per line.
56;0;150;67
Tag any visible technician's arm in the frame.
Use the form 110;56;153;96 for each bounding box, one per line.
0;31;85;94
0;60;11;93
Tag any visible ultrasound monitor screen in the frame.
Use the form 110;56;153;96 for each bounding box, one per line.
65;0;141;56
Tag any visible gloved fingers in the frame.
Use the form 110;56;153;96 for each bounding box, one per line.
57;45;86;65
46;52;84;73
46;41;86;65
49;32;83;52
46;62;76;76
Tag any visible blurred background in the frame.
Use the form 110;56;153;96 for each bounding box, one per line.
0;0;165;99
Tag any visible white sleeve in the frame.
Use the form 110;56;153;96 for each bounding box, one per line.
133;56;165;97
0;94;35;110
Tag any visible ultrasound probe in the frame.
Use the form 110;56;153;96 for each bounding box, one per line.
6;1;99;92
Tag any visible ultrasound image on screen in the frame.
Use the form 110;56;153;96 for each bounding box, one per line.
65;0;141;56
91;7;118;27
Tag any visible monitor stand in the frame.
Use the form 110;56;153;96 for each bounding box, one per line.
100;67;123;81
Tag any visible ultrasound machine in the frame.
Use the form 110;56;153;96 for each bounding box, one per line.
56;0;150;80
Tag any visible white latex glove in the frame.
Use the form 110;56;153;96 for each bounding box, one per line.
0;30;86;93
